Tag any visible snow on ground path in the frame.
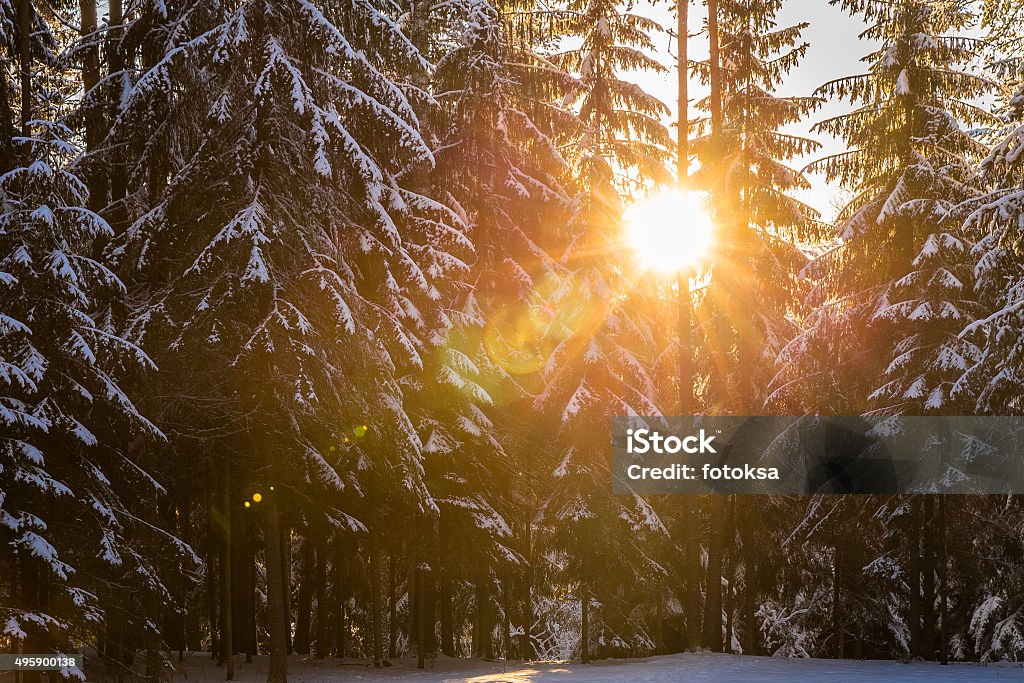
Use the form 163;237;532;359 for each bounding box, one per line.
173;652;1024;682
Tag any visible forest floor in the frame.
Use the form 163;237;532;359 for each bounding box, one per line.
170;652;1024;682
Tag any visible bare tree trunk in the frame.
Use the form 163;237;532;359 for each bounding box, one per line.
832;540;845;659
740;499;757;655
107;0;127;217
0;47;17;168
580;585;590;664
245;524;256;662
334;538;347;658
503;575;513;660
440;573;455;657
78;0;107;211
207;491;219;661
407;545;417;652
922;496;936;660
294;539;312;655
684;499;702;651
724;497;735;654
909;497;922;657
416;566;425;670
676;0;689;183
265;493;288;683
388;552;398;658
174;495;190;660
938;496;948;665
707;0;723;141
702;0;725;654
78;0;100;107
16;0;31;140
370;534;384;666
281;527;293;656
314;539;328;658
703;496;723;652
522;521;534;660
676;271;702;655
475;577;493;659
220;459;234;680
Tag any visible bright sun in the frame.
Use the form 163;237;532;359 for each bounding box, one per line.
623;188;714;275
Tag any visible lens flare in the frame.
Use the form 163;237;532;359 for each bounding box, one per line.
623;188;714;274
483;303;553;376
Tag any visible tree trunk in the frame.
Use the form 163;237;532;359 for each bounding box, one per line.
17;0;32;140
724;496;736;654
175;494;191;660
439;574;455;657
909;497;922;658
522;521;534;660
334;538;346;658
676;0;689;183
207;494;219;661
741;500;757;655
416;566;425;670
78;0;107;211
220;459;234;680
677;271;702;655
264;493;288;683
580;586;590;664
832;540;845;659
245;524;257;662
938;496;948;665
475;578;492;659
684;498;702;651
314;539;328;658
0;47;16;168
388;552;398;659
407;547;417;652
922;496;936;660
420;538;437;658
78;0;100;107
107;0;127;217
703;496;723;652
707;0;723;141
294;539;313;655
503;575;513;660
702;0;726;656
281;527;293;656
370;534;384;666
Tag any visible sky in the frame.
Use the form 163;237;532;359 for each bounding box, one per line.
628;0;879;219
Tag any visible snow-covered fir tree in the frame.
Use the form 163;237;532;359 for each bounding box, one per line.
428;0;581;659
0;117;185;674
774;0;995;663
955;16;1024;414
2;0;1024;671
693;0;822;414
688;0;821;416
105;0;474;675
532;0;675;661
777;0;993;416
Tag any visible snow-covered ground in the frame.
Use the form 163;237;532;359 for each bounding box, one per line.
171;652;1024;682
